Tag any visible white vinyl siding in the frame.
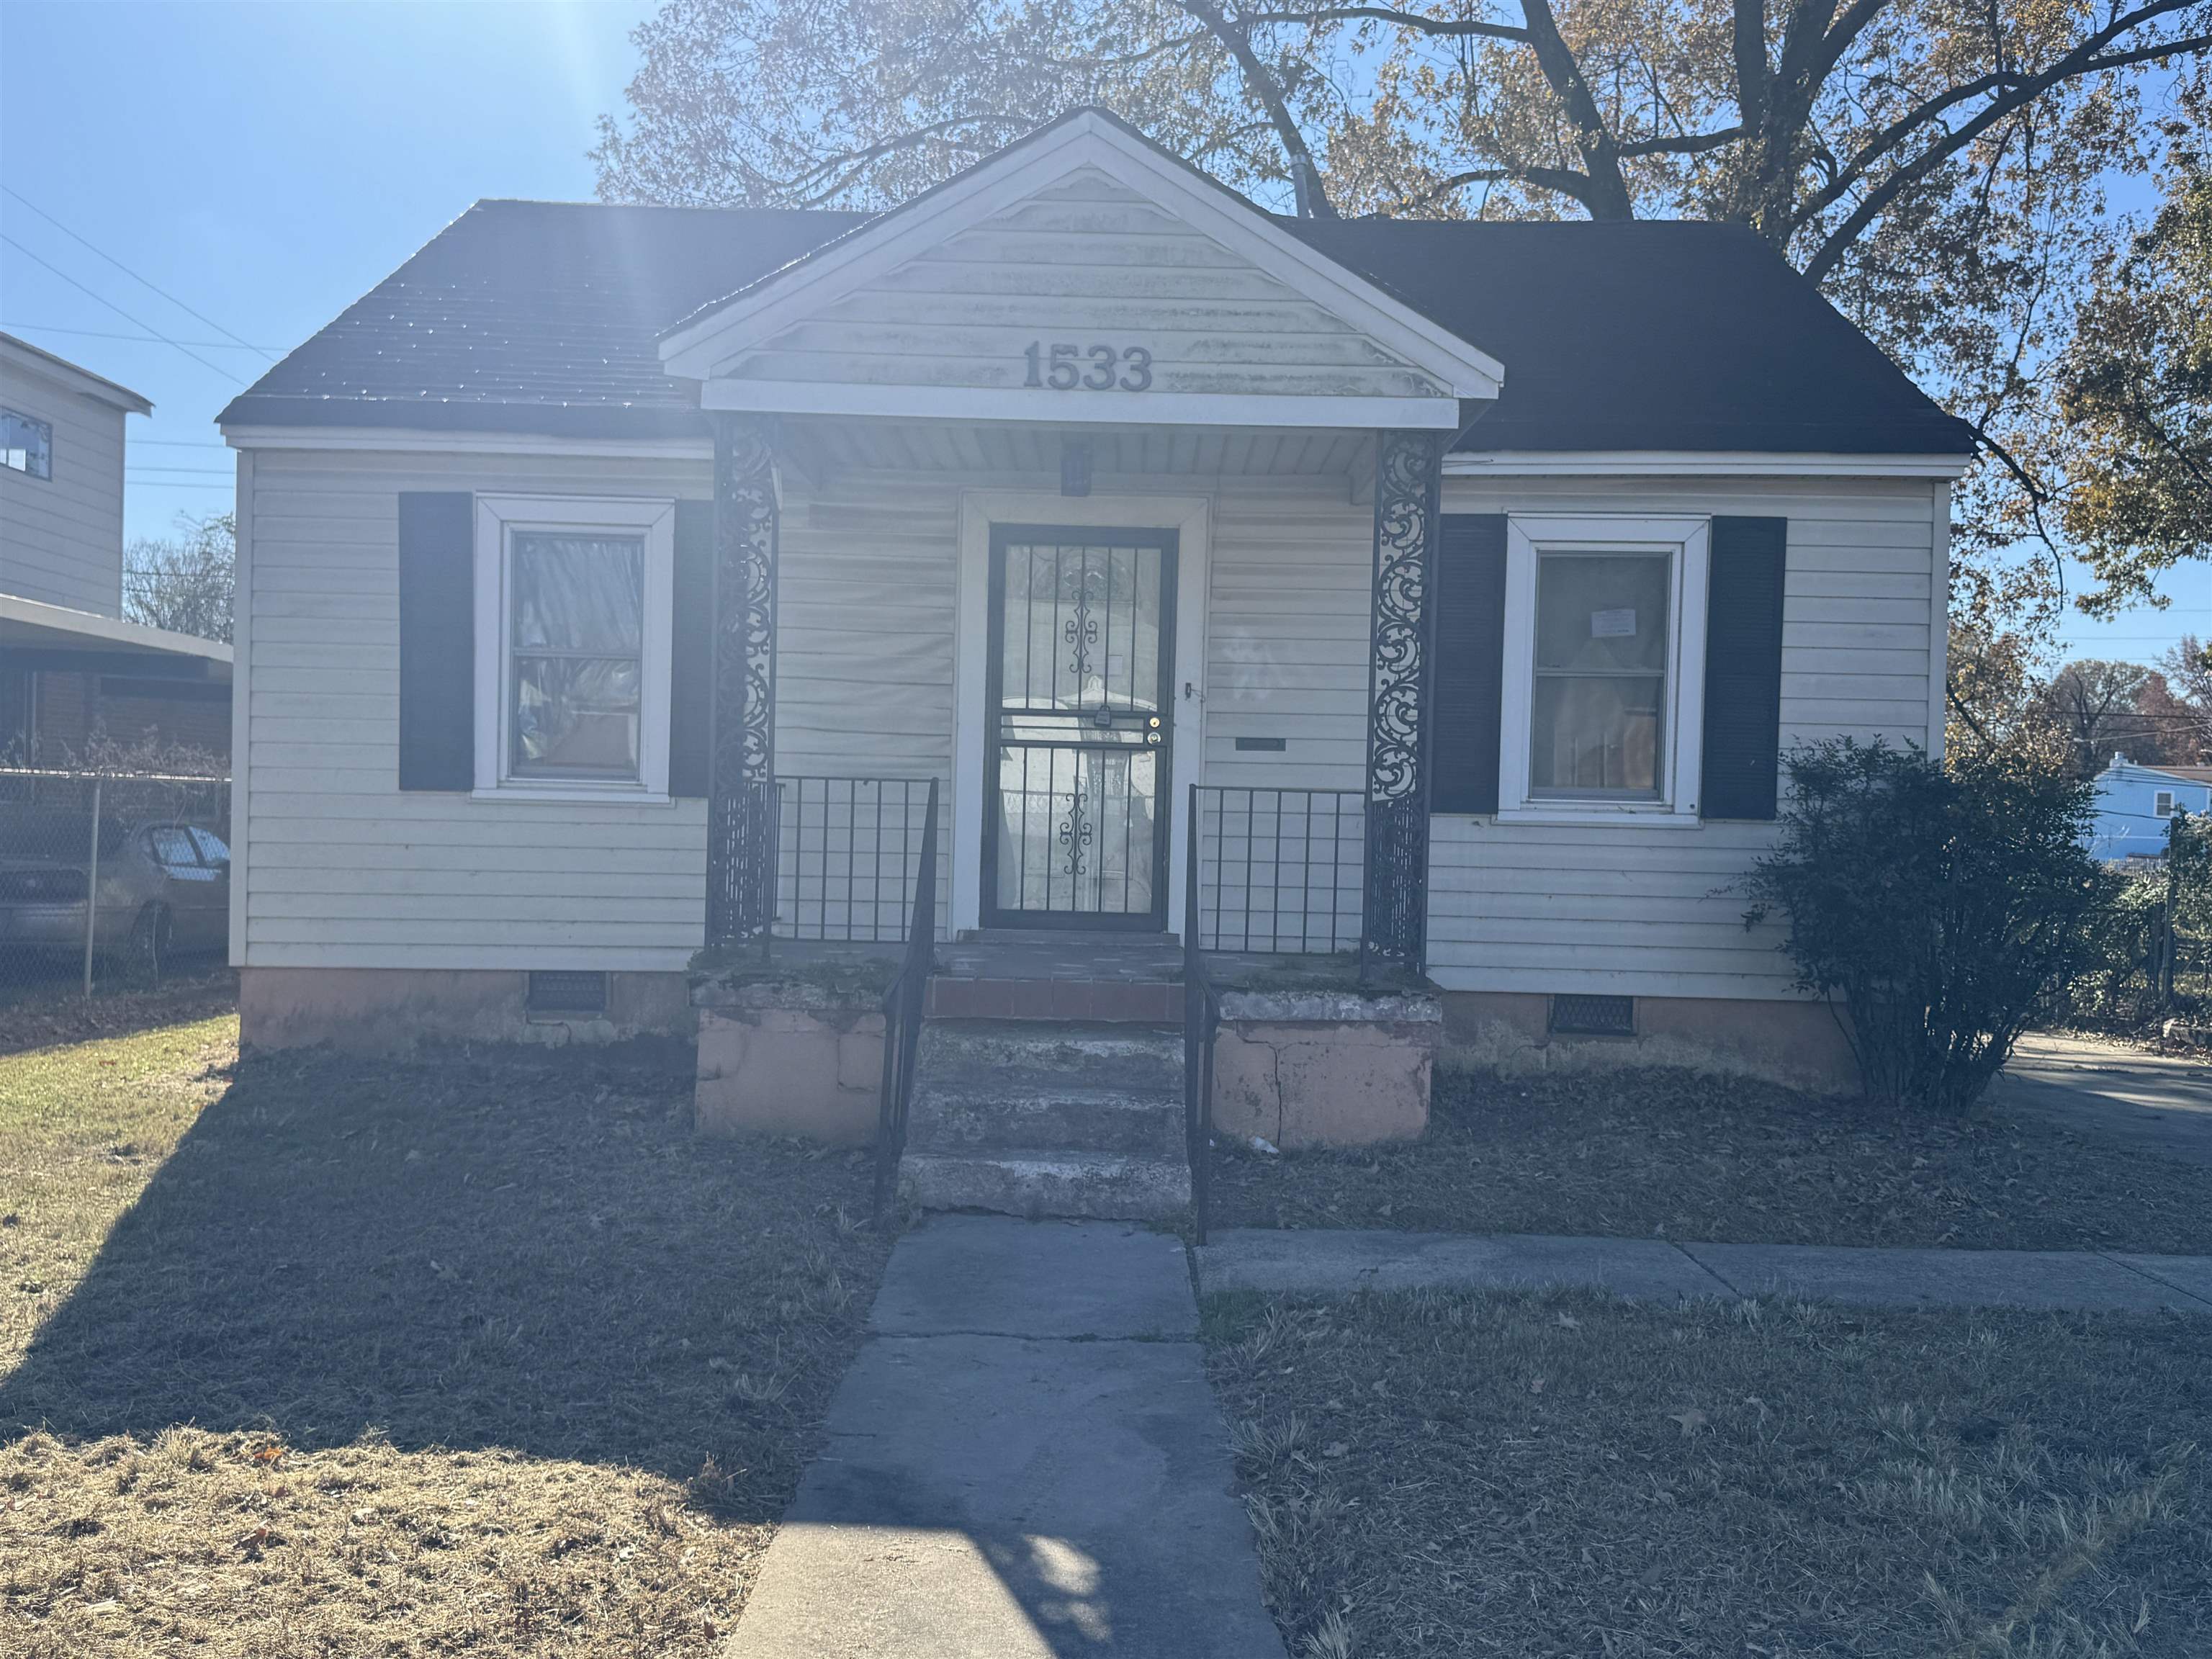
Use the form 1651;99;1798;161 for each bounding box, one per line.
238;442;1943;1001
241;449;711;971
724;170;1447;403
0;357;130;615
1426;474;1943;999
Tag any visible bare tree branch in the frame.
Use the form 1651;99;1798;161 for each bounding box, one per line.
1179;0;1340;215
1233;4;1530;41
1798;9;2208;273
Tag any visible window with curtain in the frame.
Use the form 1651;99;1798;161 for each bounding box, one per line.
1529;552;1670;798
506;531;644;781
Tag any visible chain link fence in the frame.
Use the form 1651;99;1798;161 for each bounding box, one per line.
2055;853;2212;1032
0;768;233;1000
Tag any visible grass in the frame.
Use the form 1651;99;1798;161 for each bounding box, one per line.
1204;1288;2212;1659
0;961;237;1058
1211;1064;2212;1254
0;1011;894;1656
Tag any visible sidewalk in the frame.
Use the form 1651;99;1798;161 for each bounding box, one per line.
724;1215;1285;1658
1193;1228;2212;1313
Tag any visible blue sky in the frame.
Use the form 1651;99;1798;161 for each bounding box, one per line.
1;0;2201;667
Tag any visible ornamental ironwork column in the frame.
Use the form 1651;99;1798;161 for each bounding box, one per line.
1360;428;1443;974
706;413;780;947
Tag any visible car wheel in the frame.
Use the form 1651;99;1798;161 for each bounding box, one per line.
124;904;171;984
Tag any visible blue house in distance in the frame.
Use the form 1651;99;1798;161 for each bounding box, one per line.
2087;756;2212;863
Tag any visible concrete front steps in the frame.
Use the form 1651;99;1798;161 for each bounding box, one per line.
897;1019;1192;1221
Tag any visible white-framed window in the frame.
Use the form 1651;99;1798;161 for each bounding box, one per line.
472;495;675;801
2154;789;2175;818
1496;514;1710;825
2;408;52;479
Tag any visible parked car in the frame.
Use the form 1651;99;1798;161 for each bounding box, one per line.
0;816;230;978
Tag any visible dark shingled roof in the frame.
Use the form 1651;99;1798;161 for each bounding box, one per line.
219;198;1974;455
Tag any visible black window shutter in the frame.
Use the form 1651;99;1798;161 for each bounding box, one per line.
1700;515;1789;819
669;500;714;799
397;493;475;791
1431;513;1509;814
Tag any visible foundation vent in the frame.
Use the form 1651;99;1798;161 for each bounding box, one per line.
528;971;608;1017
1548;994;1634;1037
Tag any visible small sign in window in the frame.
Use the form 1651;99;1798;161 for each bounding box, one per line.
1588;607;1637;639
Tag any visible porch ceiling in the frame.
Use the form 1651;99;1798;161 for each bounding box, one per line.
783;417;1375;480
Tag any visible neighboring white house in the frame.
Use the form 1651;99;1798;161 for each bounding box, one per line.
215;110;1971;1079
2087;755;2212;863
1;332;232;760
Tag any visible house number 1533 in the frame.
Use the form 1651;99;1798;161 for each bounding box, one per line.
1024;342;1153;392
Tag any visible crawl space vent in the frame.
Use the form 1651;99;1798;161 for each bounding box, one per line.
528;971;608;1017
1549;994;1635;1036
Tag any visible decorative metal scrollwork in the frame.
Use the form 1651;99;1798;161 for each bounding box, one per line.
707;413;781;946
1058;780;1093;880
1361;429;1443;972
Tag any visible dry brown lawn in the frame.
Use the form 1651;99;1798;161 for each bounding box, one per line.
0;1010;891;1656
1212;1064;2212;1254
1205;1288;2212;1659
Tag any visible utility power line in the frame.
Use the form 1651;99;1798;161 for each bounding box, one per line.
1;320;276;351
0;234;246;387
1;186;277;361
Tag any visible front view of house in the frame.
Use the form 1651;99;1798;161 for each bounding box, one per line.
218;109;1971;1091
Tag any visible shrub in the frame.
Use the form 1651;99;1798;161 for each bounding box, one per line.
1743;741;2105;1112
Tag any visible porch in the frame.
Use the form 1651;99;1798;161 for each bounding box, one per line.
698;414;1443;971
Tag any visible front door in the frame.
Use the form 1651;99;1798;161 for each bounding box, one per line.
982;526;1177;930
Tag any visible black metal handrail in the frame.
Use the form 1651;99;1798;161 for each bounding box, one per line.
1183;782;1220;1243
872;778;939;1224
1195;786;1363;954
774;775;938;944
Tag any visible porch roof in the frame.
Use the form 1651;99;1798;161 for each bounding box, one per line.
217;182;1973;457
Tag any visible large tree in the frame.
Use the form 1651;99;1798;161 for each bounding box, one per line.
2054;150;2212;613
595;0;2207;621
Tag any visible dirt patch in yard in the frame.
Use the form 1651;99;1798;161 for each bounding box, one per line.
1211;1065;2212;1254
0;960;237;1057
0;1018;891;1656
1205;1289;2212;1659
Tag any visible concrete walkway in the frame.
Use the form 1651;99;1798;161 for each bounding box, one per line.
1994;1032;2212;1169
725;1215;1285;1658
1194;1228;2212;1313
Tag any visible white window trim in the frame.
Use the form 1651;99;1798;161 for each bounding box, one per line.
472;494;675;804
1496;513;1710;827
2154;790;2175;818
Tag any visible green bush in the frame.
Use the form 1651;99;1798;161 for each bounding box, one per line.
1744;741;2105;1112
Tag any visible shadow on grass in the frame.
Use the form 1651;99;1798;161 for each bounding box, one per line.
0;1043;891;1520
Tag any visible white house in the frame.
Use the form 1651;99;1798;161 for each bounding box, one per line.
2;332;233;761
216;111;1969;1092
2087;755;2212;863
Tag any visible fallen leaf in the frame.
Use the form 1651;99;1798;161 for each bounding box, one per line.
1666;1408;1707;1437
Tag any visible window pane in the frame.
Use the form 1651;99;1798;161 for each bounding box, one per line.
1534;554;1668;672
511;534;642;653
512;656;640;776
189;827;230;864
145;827;198;868
2;409;53;480
1532;675;1664;793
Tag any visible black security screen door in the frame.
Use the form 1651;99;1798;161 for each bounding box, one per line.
984;526;1177;931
